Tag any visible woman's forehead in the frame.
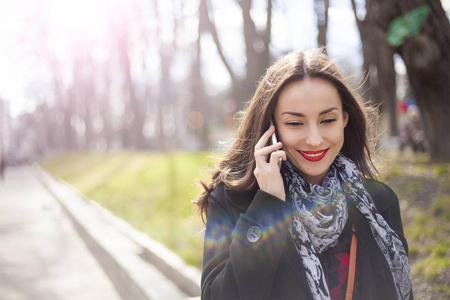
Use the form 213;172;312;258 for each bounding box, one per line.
274;78;342;114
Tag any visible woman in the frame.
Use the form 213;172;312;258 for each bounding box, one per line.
196;49;412;300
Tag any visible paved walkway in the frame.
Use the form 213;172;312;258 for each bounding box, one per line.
0;166;121;300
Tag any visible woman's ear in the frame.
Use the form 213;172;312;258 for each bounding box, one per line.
343;111;349;127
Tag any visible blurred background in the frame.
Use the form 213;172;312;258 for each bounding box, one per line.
0;0;449;299
0;0;447;159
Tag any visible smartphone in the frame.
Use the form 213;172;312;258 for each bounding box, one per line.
269;118;282;169
269;119;278;145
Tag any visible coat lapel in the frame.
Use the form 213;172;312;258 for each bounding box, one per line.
284;233;315;299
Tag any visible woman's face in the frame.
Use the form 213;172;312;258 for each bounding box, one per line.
274;77;348;185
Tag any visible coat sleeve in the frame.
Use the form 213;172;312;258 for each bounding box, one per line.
363;180;414;300
377;182;409;254
201;185;293;300
379;182;414;300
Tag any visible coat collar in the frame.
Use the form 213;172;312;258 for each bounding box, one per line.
223;184;256;213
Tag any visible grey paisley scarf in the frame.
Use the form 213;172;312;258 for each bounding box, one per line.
284;153;412;300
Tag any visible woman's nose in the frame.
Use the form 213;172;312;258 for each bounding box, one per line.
305;126;323;147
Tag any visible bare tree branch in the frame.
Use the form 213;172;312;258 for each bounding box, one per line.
202;0;237;84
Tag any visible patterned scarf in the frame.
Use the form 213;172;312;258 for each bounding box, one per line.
283;153;412;300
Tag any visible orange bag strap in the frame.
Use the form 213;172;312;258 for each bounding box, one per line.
345;225;357;300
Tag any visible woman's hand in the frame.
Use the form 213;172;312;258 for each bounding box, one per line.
253;125;287;201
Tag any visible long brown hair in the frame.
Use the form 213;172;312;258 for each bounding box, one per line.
195;49;377;222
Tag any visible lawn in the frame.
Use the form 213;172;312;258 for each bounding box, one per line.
378;151;450;299
41;150;449;299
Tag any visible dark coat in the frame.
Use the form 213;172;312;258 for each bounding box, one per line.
201;178;411;300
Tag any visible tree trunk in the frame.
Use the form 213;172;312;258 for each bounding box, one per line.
238;0;272;109
158;49;178;151
373;0;450;162
315;0;329;50
99;62;114;150
403;34;450;161
351;0;398;136
117;31;145;149
374;27;398;136
50;63;74;151
191;0;212;150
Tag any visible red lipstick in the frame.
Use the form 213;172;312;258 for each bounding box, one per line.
298;148;329;162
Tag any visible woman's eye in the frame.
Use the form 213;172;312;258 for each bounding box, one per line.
286;122;303;126
321;119;336;124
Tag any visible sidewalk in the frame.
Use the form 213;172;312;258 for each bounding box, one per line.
0;166;201;300
0;166;121;300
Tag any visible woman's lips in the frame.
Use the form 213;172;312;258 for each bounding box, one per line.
298;148;330;162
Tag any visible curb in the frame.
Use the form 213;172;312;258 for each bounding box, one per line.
32;165;201;300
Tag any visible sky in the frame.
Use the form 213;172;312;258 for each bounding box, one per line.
1;0;448;118
0;0;112;117
0;1;30;116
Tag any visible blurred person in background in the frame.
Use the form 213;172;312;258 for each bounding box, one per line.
196;49;413;300
398;98;427;153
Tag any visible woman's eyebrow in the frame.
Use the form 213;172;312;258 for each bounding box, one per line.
281;107;339;117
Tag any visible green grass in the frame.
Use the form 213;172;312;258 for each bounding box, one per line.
41;151;216;268
379;152;450;299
